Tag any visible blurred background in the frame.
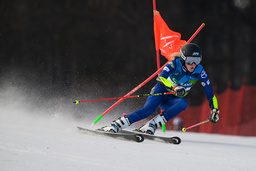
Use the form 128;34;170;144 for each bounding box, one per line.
1;0;255;135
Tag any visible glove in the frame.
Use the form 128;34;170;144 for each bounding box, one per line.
209;109;219;123
173;85;186;97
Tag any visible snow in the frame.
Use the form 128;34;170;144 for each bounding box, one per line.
1;111;256;171
0;86;256;171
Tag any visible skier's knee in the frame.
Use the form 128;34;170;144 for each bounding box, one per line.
180;98;188;110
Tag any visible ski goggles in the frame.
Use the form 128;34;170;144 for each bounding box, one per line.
185;57;201;65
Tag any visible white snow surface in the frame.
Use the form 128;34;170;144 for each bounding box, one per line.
1;112;256;171
0;86;256;171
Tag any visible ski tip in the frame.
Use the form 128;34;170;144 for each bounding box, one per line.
172;136;181;144
135;134;144;142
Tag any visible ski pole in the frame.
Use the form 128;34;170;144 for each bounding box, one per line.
73;92;175;104
182;119;209;132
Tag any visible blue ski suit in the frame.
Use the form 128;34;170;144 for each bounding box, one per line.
127;57;218;124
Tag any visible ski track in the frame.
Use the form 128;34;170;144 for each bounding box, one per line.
1;115;256;171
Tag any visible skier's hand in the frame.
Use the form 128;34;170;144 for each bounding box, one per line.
209;109;219;123
173;85;186;97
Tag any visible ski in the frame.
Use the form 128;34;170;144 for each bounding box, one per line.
119;130;181;144
77;127;144;143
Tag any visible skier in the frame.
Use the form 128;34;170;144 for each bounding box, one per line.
100;43;219;134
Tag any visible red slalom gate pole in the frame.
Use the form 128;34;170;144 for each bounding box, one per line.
153;0;166;133
152;0;160;70
93;23;206;125
187;23;205;43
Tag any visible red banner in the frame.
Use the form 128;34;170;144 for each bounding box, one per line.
154;11;186;60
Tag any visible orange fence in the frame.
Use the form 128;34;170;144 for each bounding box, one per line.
166;85;256;136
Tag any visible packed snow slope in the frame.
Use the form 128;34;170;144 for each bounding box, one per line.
1;111;256;171
0;85;256;171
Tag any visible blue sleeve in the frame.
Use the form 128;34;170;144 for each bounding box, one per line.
198;69;215;108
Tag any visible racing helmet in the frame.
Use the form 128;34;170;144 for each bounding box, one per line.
180;43;202;65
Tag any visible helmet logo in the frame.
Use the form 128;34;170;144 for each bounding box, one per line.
192;52;199;56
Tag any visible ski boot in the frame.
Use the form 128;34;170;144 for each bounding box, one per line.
99;116;130;133
136;114;167;135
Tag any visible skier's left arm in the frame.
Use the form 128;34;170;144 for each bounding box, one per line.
199;69;220;123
